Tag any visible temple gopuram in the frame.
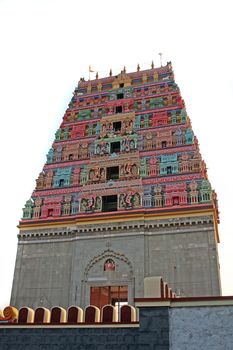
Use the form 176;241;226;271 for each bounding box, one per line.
11;62;221;310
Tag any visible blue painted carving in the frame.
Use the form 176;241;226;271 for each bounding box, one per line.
46;148;54;164
55;129;62;141
143;114;149;128
22;199;34;219
160;154;179;175
171;111;177;124
71;201;78;214
185;129;194;144
96;122;101;135
63;127;70;140
78;109;91;119
180;109;187;123
53;167;72;188
199;179;212;203
135;115;141;129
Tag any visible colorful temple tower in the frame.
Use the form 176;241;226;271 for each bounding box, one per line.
11;62;221;309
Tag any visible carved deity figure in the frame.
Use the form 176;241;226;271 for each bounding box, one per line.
104;259;116;271
87;197;95;210
133;193;141;207
122;137;130;152
95;196;102;210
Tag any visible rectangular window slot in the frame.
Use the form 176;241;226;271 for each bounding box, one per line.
106;166;119;180
162;141;167;148
110;141;121;153
113;121;121;132
102;195;118;212
167;166;172;174
119;83;124;88
117;93;124;100
116;106;123;114
59;179;65;187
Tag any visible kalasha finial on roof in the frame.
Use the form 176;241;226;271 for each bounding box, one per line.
96;72;99;79
109;69;112;77
151;61;154;69
123;66;126;73
137;64;140;71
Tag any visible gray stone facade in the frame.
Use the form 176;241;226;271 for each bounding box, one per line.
11;214;221;309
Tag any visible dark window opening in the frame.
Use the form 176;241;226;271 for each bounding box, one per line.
113;121;121;132
110;141;121;153
116;106;122;114
167;166;172;174
117;93;124;100
48;209;53;217
102;195;118;212
107;166;119;180
69;154;73;160
59;179;65;187
172;197;179;205
119;83;124;88
162;141;167;148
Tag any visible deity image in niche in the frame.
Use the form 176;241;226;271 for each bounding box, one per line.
130;140;135;149
131;164;138;175
89;169;95;180
95;196;102;210
100;168;105;180
133;193;141;207
105;143;110;153
104;259;116;271
87;197;95;210
122;137;130;152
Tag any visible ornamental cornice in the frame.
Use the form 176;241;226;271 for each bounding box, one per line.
101;111;135;122
43;159;90;170
18;215;214;242
52;136;96;147
134;90;179;102
138;124;187;135
140;145;196;157
79;178;143;194
90;150;140;163
142;173;203;186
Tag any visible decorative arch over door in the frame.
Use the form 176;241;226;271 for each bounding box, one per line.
81;249;134;308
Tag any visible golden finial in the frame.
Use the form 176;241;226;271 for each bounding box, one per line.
137;64;140;71
109;69;112;77
151;61;154;69
96;72;99;79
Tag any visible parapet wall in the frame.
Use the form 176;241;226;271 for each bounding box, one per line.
1;298;233;349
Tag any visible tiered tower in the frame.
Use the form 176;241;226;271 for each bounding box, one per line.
11;62;221;309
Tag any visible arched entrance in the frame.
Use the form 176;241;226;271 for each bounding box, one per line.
81;250;134;308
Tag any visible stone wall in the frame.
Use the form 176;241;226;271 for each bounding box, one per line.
0;307;169;350
170;305;233;350
1;302;233;349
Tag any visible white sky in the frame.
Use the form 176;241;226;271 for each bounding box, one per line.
0;0;232;308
